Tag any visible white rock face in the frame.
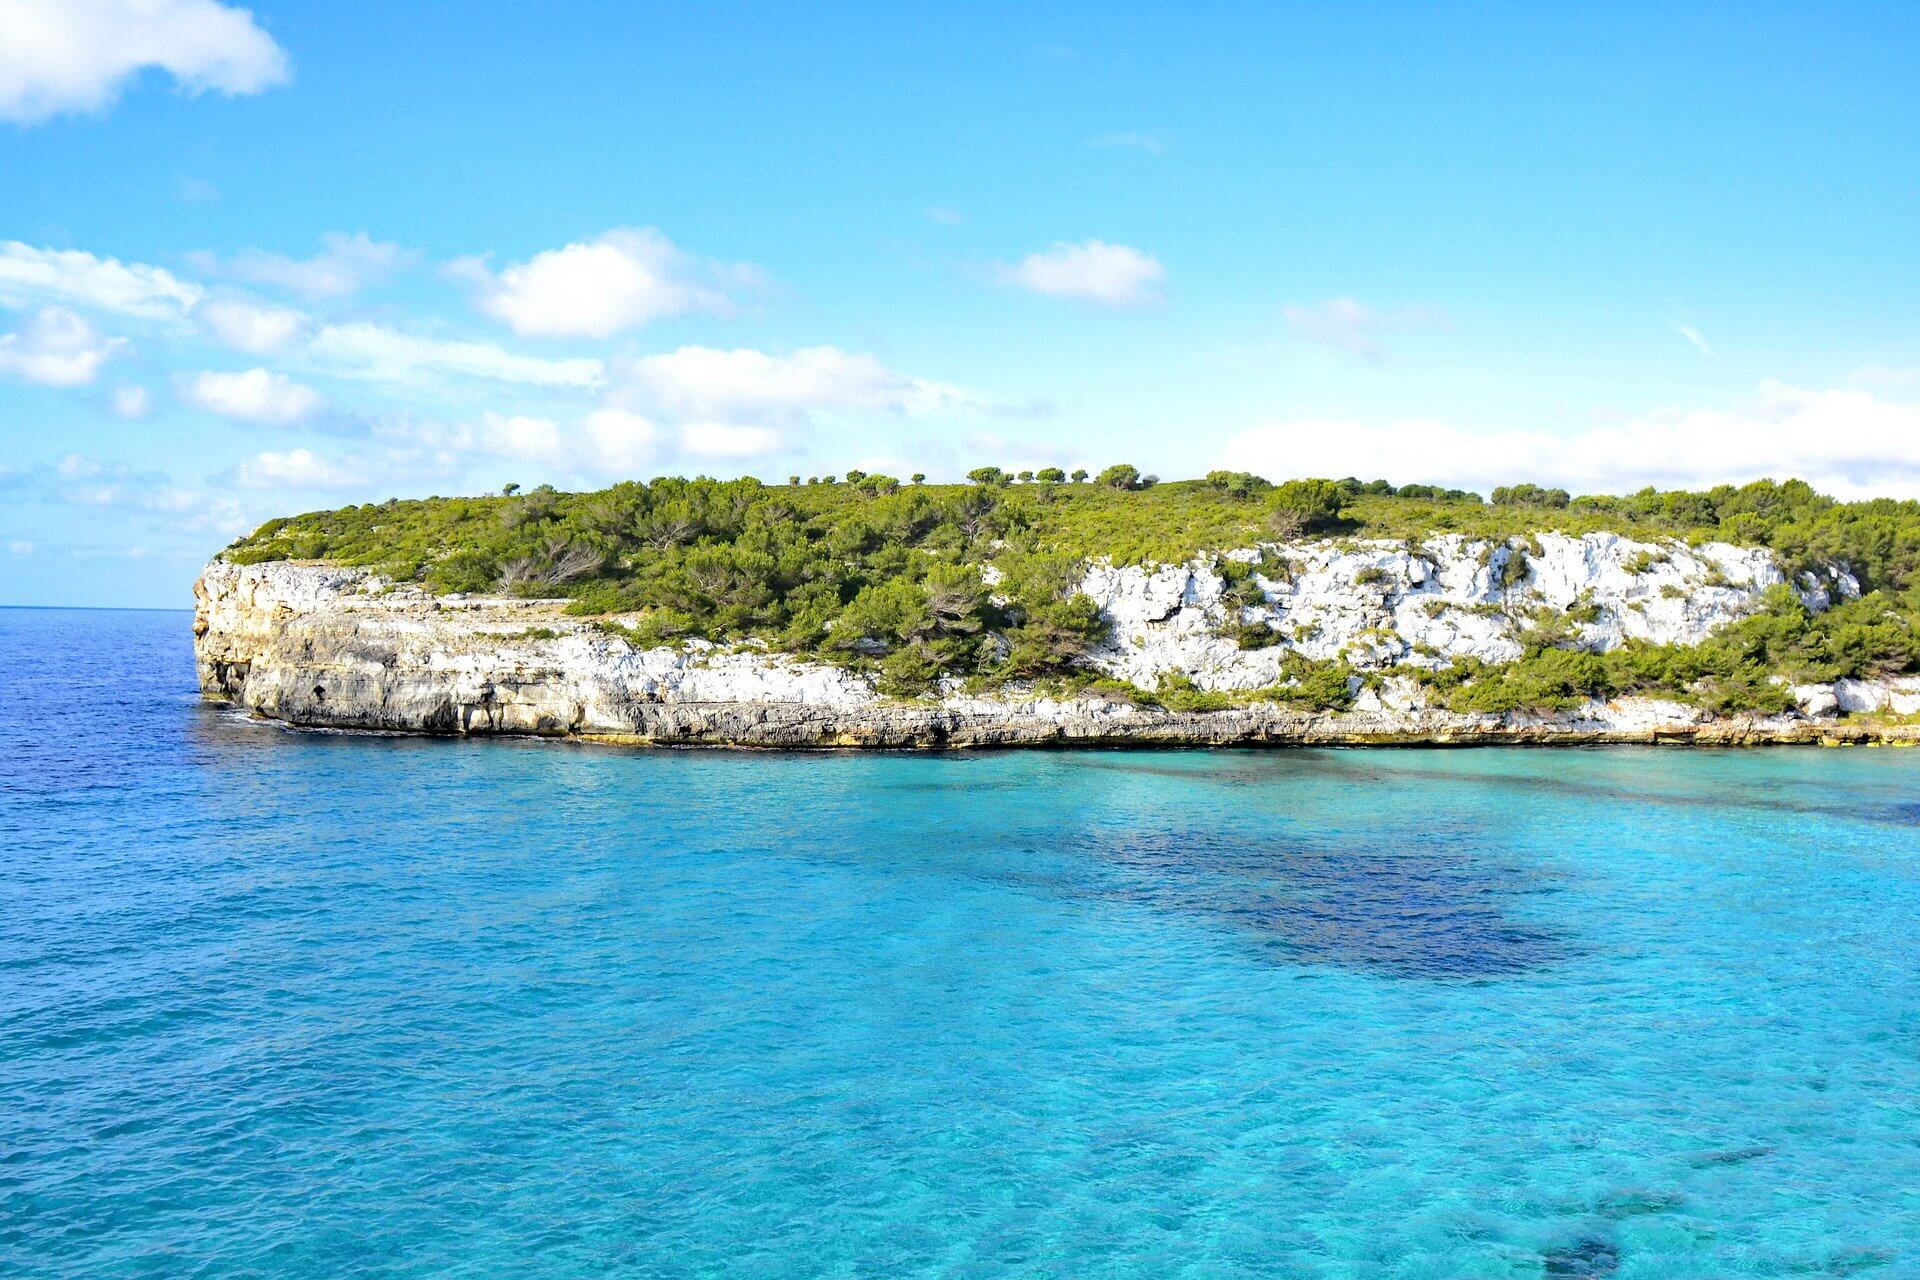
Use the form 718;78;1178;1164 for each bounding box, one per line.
194;561;880;720
1832;676;1920;716
1790;683;1842;719
1076;532;1829;692
192;536;1908;747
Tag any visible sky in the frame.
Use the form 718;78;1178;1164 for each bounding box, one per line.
3;2;1919;607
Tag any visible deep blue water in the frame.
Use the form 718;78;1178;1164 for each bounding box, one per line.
4;608;1920;1279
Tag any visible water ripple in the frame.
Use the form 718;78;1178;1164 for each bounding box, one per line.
3;609;1919;1277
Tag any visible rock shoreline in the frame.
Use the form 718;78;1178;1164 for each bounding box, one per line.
193;557;1920;750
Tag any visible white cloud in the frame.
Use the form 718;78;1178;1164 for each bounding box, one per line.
582;408;658;473
1218;382;1920;501
620;345;965;420
198;295;306;353
1677;324;1716;358
449;228;760;338
925;206;965;227
227;422;530;493
42;453;246;532
996;239;1165;307
369;412;616;473
0;241;203;319
111;384;150;418
1281;297;1447;362
0;307;125;385
200;232;411;300
0;0;289;125
234;408;662;492
1850;365;1915;388
475;409;657;472
181;367;324;424
479;413;566;463
1284;298;1386;360
226;447;362;490
678;421;783;459
1089;130;1169;156
308;322;605;388
213;345;966;493
221;431;475;493
601;344;981;465
6;539;32;555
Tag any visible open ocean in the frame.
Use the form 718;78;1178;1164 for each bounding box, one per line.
3;605;1918;1278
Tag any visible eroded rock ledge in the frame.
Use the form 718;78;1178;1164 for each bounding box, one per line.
194;552;1920;749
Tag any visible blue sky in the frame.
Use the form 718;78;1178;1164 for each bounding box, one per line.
3;2;1919;607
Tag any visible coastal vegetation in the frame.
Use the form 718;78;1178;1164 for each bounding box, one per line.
223;469;1920;708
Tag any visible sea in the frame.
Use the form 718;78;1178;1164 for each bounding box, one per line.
3;606;1918;1278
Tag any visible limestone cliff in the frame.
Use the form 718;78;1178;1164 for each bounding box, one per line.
194;534;1919;748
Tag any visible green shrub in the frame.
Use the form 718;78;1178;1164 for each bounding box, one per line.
217;471;1920;699
1492;483;1571;509
1249;655;1356;710
1267;478;1348;535
1153;672;1234;712
1203;470;1272;499
1235;622;1287;649
1496;543;1531;591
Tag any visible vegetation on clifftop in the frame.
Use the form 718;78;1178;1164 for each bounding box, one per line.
223;469;1920;706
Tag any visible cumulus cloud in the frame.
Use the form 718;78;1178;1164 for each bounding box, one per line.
1281;297;1447;362
1218;382;1920;502
0;307;125;385
604;344;976;461
181;367;324;424
450;228;761;339
0;0;289;125
1850;366;1914;388
222;428;477;492
307;322;605;389
996;239;1165;307
677;421;784;459
620;345;967;420
476;413;566;463
224;447;364;490
198;295;307;353
457;411;662;473
243;401;733;495
213;346;979;494
582;408;659;473
222;409;645;494
0;241;203;319
194;232;412;300
37;453;246;533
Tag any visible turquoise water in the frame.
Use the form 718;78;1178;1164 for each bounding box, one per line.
4;609;1919;1278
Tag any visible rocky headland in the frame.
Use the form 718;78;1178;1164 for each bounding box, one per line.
194;532;1920;748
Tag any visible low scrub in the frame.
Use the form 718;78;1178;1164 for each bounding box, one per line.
223;472;1920;699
